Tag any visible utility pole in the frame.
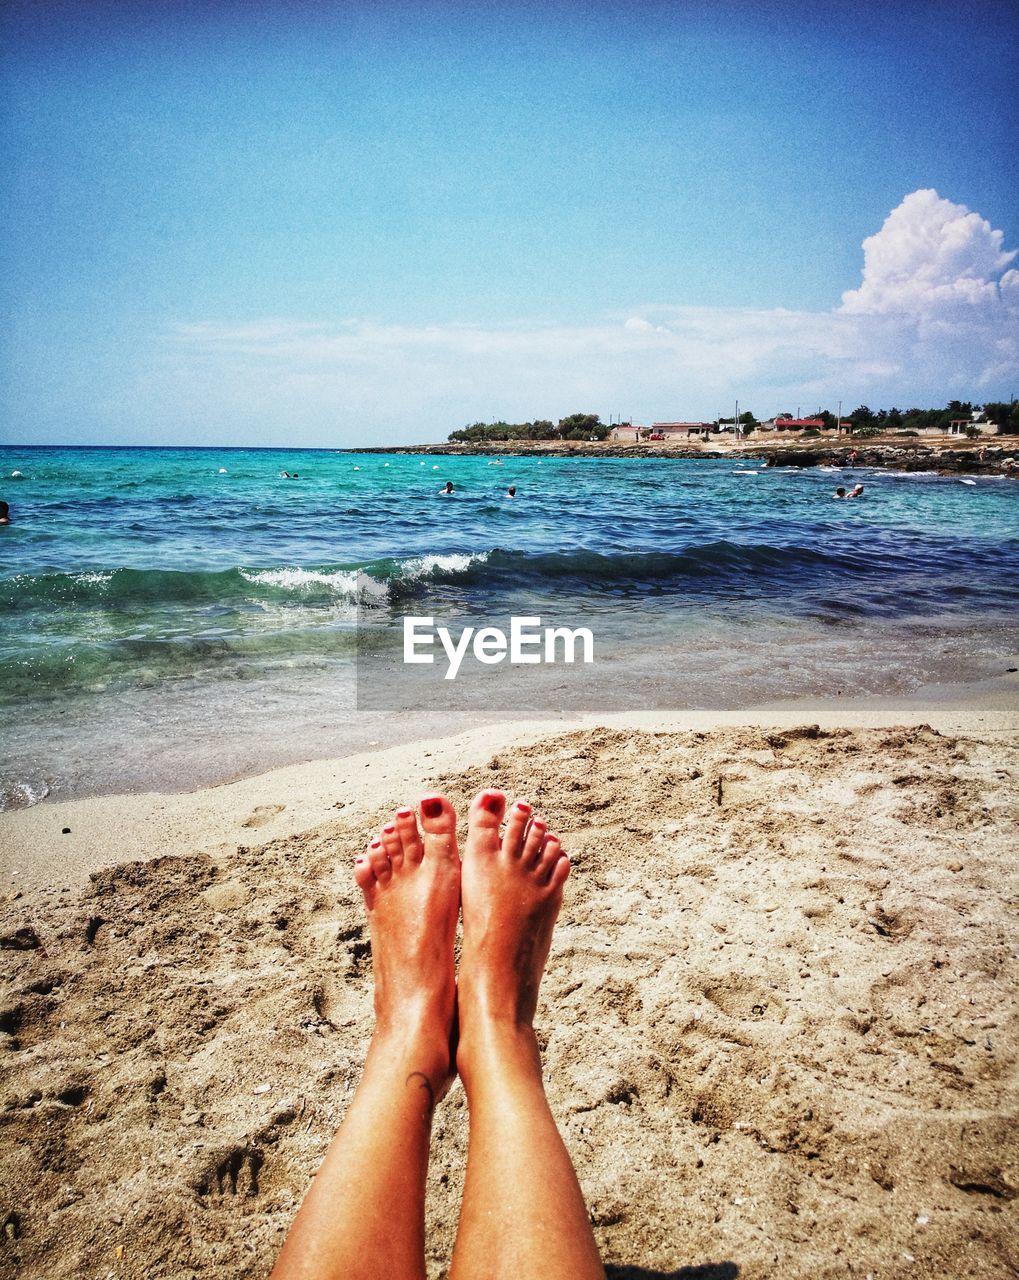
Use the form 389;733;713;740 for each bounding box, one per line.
837;399;842;437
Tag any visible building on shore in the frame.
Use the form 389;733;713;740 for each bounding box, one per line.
946;417;997;437
648;422;717;438
760;417;827;432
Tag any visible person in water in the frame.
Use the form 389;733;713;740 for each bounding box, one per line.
833;486;846;499
440;481;455;495
0;501;9;525
848;484;864;499
271;791;603;1280
507;485;516;497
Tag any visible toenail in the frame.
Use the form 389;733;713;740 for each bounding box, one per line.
370;840;382;849
515;801;532;814
421;798;444;819
383;824;396;833
396;808;413;819
482;793;505;816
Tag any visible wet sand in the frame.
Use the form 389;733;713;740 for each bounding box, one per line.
1;694;1017;1279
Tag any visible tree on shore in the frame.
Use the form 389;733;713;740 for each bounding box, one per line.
980;401;1019;433
447;414;611;443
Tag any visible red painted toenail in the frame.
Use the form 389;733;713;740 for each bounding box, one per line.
421;799;444;819
515;801;532;814
370;840;382;849
396;808;413;819
383;824;396;833
482;793;505;816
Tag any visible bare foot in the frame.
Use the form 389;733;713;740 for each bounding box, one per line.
354;795;460;1098
455;790;569;1078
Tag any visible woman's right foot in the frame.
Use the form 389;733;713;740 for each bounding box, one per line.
354;795;461;1100
455;790;570;1079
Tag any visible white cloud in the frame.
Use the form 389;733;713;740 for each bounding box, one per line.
835;190;1019;397
156;190;1017;442
840;188;1017;316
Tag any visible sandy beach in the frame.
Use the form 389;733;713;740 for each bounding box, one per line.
1;689;1017;1280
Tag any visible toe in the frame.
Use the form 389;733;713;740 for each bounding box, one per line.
368;839;392;886
501;799;531;858
469;789;506;830
395;806;424;865
354;855;376;903
546;848;570;892
380;822;402;869
521;817;547;868
465;790;506;858
419;795;459;864
537;834;563;883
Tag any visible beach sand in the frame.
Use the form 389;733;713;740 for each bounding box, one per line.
1;696;1017;1279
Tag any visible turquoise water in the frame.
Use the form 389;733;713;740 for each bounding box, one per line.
1;445;1017;805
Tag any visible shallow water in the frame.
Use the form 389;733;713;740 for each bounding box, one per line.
1;445;1016;804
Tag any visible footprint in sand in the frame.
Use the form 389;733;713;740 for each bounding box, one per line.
241;804;285;829
701;974;788;1023
196;1147;264;1202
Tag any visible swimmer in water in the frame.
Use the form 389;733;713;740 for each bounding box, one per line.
507;486;516;497
832;486;847;499
439;481;455;495
0;501;9;525
847;484;864;499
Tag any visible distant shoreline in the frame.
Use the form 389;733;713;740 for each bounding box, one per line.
4;438;1016;475
353;434;1019;475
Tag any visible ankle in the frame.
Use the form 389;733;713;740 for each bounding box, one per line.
455;1017;541;1090
456;968;541;1030
369;1012;453;1085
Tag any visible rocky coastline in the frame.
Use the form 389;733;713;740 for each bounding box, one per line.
761;442;1017;475
354;437;1019;475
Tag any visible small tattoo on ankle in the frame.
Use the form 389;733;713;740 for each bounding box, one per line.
406;1071;436;1114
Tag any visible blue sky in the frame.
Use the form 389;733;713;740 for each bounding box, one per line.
2;0;1017;445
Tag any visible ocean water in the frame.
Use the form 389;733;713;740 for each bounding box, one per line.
1;445;1017;807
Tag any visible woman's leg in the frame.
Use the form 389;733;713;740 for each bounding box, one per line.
449;791;604;1280
271;797;461;1280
